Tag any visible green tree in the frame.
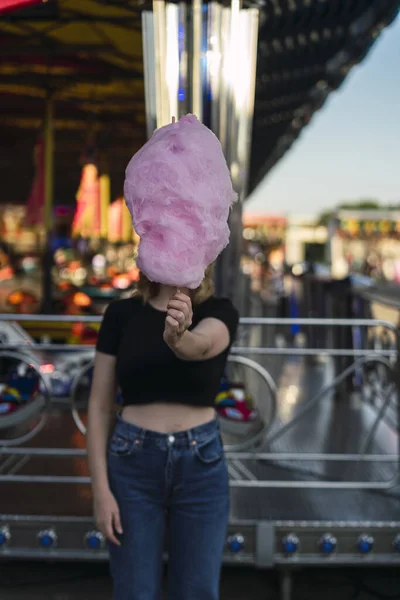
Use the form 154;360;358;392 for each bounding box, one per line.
317;199;382;225
338;199;380;210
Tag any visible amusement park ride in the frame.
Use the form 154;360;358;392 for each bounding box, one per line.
0;287;399;600
0;1;399;599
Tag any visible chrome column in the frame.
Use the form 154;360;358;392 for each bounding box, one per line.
141;0;259;297
142;10;157;137
207;1;259;297
142;0;259;156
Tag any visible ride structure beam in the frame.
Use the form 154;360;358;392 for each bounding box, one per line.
41;93;55;314
141;0;259;299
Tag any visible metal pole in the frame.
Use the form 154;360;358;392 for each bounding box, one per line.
280;570;293;600
142;10;157;137
191;0;203;120
41;93;54;313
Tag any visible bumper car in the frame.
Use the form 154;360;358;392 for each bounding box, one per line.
0;364;45;429
216;378;261;437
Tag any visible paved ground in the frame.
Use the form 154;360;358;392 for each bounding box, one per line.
1;563;400;599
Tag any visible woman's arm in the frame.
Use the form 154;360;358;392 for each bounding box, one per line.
169;319;230;360
163;292;236;360
87;351;116;491
86;351;122;545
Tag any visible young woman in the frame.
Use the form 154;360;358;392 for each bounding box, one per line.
87;267;239;600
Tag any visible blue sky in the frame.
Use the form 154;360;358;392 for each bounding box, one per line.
246;14;400;217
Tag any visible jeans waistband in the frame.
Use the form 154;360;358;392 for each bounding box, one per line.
114;414;219;448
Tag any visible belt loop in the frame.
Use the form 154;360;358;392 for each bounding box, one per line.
187;427;197;447
138;428;146;442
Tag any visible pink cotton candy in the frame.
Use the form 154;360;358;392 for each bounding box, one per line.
123;114;237;289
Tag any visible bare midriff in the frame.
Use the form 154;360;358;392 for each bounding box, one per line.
121;403;216;434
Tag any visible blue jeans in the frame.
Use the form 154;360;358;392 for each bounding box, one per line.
107;415;230;600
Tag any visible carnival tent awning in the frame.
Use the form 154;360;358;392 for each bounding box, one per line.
0;0;145;205
0;0;43;15
249;0;399;192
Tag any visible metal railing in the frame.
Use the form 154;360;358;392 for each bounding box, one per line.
0;315;398;492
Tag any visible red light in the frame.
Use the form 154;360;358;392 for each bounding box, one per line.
40;364;55;374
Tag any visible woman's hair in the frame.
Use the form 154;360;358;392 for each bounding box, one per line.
134;264;215;305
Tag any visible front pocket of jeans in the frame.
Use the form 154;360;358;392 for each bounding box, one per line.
108;435;135;457
194;435;224;465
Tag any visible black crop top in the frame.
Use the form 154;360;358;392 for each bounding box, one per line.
96;295;239;408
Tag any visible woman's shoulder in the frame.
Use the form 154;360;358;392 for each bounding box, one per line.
194;295;239;342
197;295;238;315
194;295;239;325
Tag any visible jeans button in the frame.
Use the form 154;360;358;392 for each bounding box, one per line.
168;435;175;444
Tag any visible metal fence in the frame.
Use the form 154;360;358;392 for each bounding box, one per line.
0;314;398;491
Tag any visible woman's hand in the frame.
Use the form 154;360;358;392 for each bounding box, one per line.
163;291;193;349
94;487;123;546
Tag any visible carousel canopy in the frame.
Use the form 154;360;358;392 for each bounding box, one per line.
0;0;398;205
0;0;145;206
